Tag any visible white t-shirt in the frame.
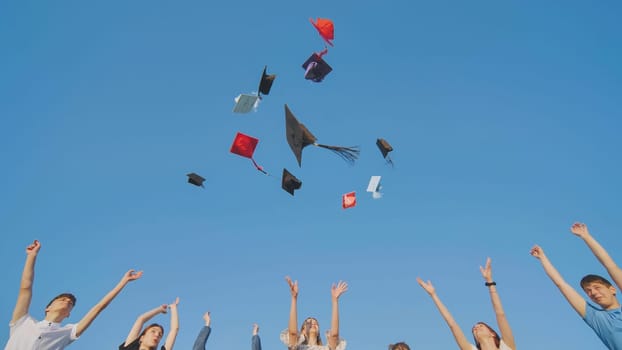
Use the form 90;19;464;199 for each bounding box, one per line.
4;314;78;350
469;339;513;350
280;330;346;350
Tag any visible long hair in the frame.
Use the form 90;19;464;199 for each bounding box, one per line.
300;317;322;345
473;322;500;350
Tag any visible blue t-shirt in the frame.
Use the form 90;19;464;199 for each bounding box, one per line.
583;302;622;350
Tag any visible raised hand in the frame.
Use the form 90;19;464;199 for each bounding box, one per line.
479;257;493;282
530;245;546;259
570;222;590;238
253;323;259;335
331;280;348;300
169;297;180;310
416;277;436;296
122;269;143;283
285;276;298;298
203;311;211;326
26;240;41;255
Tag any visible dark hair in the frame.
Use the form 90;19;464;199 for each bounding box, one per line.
300;317;322;346
140;323;165;338
473;322;500;350
46;293;77;308
389;342;411;350
580;274;613;289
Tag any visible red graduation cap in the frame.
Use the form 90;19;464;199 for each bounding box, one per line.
230;132;267;174
310;18;334;47
342;191;356;209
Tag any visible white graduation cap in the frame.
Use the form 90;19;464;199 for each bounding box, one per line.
233;93;260;113
366;175;382;199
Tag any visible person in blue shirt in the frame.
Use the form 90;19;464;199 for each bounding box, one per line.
192;312;212;350
531;222;622;350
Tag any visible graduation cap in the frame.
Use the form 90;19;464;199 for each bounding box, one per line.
302;51;332;82
376;138;394;166
309;18;334;47
366;176;383;199
258;66;276;97
342;191;356;209
285;104;359;167
233;94;260;113
230;132;267;174
186;173;206;188
281;168;302;196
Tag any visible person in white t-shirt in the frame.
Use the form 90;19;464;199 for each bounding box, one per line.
417;258;516;350
5;239;142;350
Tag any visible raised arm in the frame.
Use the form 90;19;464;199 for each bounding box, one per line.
11;240;41;323
192;312;211;350
571;222;622;291
327;281;348;350
285;276;299;347
252;323;262;350
124;303;168;346
163;297;180;350
479;258;515;350
76;269;142;337
416;278;471;350
530;245;586;317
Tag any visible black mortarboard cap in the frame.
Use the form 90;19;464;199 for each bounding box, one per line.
186;173;206;187
376;138;394;166
258;66;276;96
302;53;332;82
281;168;302;196
285;104;359;167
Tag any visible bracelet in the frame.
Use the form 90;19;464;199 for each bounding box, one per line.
485;281;496;287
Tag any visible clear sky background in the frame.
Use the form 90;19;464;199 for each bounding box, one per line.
1;1;621;349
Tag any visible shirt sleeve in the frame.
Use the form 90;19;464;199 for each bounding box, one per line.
192;326;212;350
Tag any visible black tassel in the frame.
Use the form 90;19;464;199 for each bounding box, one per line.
316;144;360;165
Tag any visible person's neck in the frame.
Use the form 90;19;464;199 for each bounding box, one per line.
477;338;499;350
44;313;65;324
307;334;319;346
605;299;621;310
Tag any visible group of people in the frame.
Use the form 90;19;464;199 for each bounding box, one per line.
4;222;622;350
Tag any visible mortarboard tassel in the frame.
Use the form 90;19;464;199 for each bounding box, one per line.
250;158;268;175
315;144;360;165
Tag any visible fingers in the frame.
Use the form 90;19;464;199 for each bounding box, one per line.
26;240;41;253
529;245;542;257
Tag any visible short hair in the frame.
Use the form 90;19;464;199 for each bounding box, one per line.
580;274;613;289
389;342;411;350
46;293;77;309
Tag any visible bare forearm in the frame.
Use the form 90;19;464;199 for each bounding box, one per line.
20;255;37;289
328;298;340;348
430;294;470;350
288;296;298;337
582;234;617;268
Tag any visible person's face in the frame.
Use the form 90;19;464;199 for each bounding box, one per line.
45;296;74;317
304;318;319;334
471;323;495;342
583;282;617;308
140;326;163;348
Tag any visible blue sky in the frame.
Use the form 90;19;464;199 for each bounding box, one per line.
1;1;621;349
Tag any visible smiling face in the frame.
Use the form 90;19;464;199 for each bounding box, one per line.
301;318;322;345
583;282;618;308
